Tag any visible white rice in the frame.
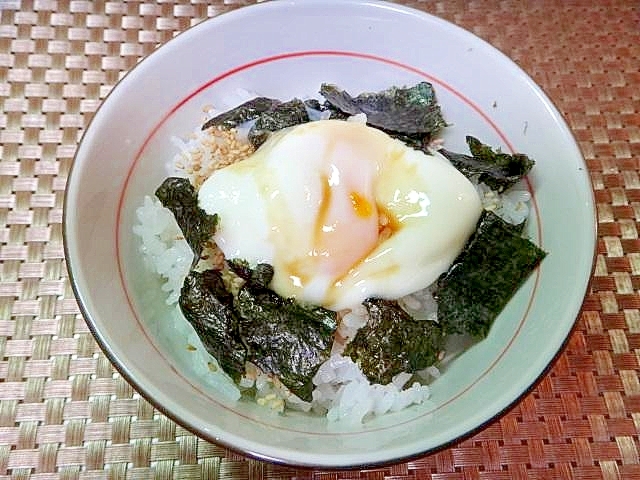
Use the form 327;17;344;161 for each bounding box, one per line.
133;195;193;305
311;355;431;425
133;110;533;423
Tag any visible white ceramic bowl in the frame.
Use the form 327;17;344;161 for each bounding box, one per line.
64;0;596;468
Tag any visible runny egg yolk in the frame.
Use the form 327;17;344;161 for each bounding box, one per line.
198;119;483;311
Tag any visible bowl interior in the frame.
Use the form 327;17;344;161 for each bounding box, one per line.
64;0;596;468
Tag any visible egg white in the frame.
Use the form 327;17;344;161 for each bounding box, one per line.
199;119;482;311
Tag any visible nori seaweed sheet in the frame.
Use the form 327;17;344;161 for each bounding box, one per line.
226;258;273;289
235;284;337;401
179;270;247;381
201;97;281;130
155;177;218;260
201;83;447;152
316;99;432;149
247;98;310;149
319;100;350;121
435;211;547;338
320;82;447;135
440;136;535;193
303;98;324;112
344;298;445;385
178;262;337;401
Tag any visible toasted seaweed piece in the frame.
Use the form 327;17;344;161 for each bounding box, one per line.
318;100;350;120
320;82;447;135
301;98;351;120
318;99;432;149
201;97;281;130
179;259;337;401
179;270;247;381
225;258;252;282
234;279;337;401
440;136;535;193
155;177;218;261
303;98;324;111
344;298;445;385
435;211;547;338
226;259;273;289
319;98;432;148
248;98;310;149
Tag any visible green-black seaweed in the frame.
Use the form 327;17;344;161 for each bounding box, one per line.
200;82;448;150
440;136;535;193
179;269;247;381
228;259;337;401
344;298;445;385
201;97;281;130
177;259;337;401
247;98;309;149
234;281;337;402
320;82;447;136
435;211;547;338
155;177;218;261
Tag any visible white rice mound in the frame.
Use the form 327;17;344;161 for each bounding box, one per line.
312;355;432;425
133;108;533;423
133;195;193;305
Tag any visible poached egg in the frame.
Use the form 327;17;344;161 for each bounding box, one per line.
199;119;482;311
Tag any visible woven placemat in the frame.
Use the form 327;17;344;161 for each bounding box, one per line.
1;0;639;478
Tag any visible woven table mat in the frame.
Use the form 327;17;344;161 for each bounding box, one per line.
1;0;639;478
